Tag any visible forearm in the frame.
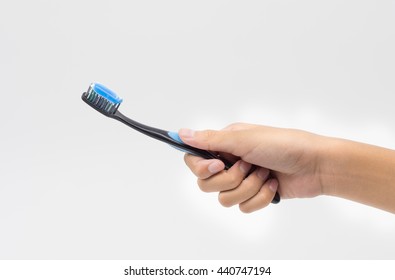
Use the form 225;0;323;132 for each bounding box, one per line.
321;137;395;213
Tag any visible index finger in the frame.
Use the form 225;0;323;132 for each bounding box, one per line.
184;153;225;179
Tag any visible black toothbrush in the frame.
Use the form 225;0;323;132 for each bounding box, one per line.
82;83;280;204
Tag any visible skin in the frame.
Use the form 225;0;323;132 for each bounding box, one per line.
178;123;395;214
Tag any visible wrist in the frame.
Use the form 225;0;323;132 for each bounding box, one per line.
318;136;395;214
316;136;344;197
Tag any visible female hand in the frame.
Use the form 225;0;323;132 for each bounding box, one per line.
179;123;326;213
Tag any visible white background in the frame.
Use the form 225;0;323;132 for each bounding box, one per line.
0;0;394;259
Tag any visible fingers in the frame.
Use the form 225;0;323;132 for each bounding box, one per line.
181;122;280;213
184;154;225;179
184;152;278;213
197;160;252;192
218;168;270;207
184;154;251;191
239;178;279;213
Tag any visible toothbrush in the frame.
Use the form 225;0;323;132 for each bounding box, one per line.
81;83;280;204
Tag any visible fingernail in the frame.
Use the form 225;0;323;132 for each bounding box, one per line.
208;161;224;174
239;161;251;173
179;128;195;139
268;179;278;192
257;168;269;180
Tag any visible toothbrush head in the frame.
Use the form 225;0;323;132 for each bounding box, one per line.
82;83;123;116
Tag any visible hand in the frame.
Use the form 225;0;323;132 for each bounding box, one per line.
179;123;326;213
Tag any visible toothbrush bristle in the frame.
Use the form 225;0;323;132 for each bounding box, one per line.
82;83;123;115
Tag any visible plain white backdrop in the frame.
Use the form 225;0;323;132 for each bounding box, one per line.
0;0;394;259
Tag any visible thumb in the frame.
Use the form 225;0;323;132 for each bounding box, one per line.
178;128;248;156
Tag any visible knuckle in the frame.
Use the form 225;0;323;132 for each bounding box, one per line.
224;122;255;131
227;172;242;188
183;153;191;164
184;155;210;178
197;179;211;193
183;154;197;169
218;193;233;208
194;164;207;177
203;129;216;139
201;130;217;151
243;178;261;195
239;204;253;214
261;199;271;209
229;122;244;130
